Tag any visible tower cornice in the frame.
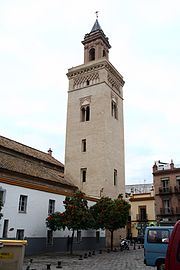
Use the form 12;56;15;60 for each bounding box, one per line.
82;30;111;49
67;59;124;98
67;59;125;86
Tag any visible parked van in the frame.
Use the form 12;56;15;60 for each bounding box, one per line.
165;220;180;270
144;226;173;270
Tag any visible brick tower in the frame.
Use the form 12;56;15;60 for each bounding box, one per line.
64;17;125;198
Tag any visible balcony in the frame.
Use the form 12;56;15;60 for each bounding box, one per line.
159;207;174;216
136;214;148;221
174;185;180;193
159;186;172;194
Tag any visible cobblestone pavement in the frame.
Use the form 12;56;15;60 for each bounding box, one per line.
23;245;156;270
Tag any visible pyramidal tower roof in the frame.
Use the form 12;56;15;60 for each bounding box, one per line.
82;15;111;50
91;18;102;32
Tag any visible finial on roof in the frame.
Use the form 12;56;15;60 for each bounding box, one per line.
91;12;102;33
47;148;52;156
170;159;174;169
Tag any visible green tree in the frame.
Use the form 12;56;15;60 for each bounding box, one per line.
63;191;94;254
46;191;94;254
90;196;130;250
46;212;65;231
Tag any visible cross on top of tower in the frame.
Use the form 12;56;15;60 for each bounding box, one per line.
91;12;102;33
95;11;99;19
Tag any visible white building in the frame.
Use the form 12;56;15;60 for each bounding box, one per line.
0;136;105;255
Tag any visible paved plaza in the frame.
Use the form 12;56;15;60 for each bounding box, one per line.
23;245;156;270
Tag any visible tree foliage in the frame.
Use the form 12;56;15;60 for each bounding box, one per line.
46;191;130;253
63;191;94;231
90;196;130;250
90;197;113;230
46;212;65;231
46;191;94;254
63;191;94;254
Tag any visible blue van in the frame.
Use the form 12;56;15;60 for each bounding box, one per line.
144;226;173;270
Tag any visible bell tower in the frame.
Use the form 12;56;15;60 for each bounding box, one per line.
82;18;111;64
64;17;125;198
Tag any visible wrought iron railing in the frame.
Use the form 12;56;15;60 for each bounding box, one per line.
159;207;174;215
159;186;172;194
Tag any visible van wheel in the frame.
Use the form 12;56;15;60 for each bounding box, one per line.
157;262;165;270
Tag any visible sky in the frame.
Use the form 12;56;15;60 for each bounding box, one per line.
0;0;180;185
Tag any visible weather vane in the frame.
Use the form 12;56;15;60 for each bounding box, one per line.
95;11;99;19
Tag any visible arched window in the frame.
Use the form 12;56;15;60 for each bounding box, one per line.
81;105;90;122
81;107;86;122
89;48;95;61
86;106;90;121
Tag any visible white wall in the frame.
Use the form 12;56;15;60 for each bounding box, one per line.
0;183;66;238
0;183;105;239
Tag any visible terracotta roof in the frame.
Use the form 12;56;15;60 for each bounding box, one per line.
0;135;76;188
0;135;63;167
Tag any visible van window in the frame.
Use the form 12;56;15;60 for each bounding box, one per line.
147;229;170;243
